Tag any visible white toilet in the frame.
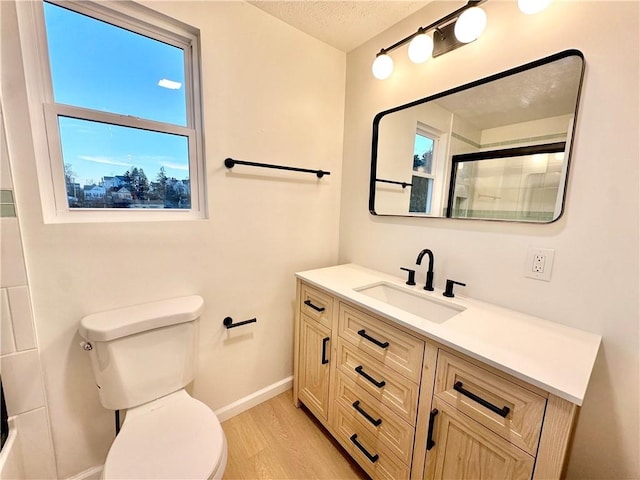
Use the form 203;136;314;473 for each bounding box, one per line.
78;295;227;479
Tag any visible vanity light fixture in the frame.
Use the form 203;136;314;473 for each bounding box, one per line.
518;0;553;15
372;0;552;79
454;6;487;43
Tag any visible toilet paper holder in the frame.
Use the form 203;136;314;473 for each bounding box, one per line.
223;316;257;329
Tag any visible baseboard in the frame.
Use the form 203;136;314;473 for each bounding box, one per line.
214;376;293;422
65;464;103;480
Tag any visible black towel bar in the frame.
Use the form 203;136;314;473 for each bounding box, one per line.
225;158;330;178
375;178;412;189
223;316;257;329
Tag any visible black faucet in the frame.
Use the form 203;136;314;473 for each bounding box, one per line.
416;249;434;291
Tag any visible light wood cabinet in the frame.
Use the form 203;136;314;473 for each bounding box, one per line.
338;302;425;383
296;314;331;421
293;280;580;480
423;398;535;480
434;351;546;455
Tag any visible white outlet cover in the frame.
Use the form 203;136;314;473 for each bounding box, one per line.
525;247;555;281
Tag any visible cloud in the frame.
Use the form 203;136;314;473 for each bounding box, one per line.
78;156;132;167
158;79;182;90
161;161;189;171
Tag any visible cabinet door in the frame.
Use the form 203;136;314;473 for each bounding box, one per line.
424;399;534;480
298;314;332;421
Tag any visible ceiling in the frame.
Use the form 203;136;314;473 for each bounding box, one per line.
247;1;428;52
433;54;583;129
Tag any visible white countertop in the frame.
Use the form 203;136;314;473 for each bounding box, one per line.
296;263;601;406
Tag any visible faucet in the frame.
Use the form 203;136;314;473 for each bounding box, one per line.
416;249;434;291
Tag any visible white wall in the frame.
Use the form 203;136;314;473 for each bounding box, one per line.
376;102;452;215
340;2;639;479
0;100;57;479
2;1;345;477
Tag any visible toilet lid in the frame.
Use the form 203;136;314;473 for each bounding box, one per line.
103;391;225;479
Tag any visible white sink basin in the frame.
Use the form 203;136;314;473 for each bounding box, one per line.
354;282;465;324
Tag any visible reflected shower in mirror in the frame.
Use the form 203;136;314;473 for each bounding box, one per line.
370;50;585;223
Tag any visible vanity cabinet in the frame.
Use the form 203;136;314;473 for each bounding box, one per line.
423;351;546;480
293;279;582;480
423;398;535;480
331;301;426;479
297;315;331;421
295;283;334;422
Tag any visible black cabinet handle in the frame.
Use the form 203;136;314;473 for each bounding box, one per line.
352;400;382;427
355;365;386;388
350;434;379;463
426;408;439;451
454;381;510;418
321;337;330;365
304;299;325;312
357;329;389;349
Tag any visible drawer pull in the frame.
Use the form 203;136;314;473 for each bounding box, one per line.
426;408;439;451
349;433;379;463
321;337;330;365
355;365;386;388
357;329;390;349
352;400;382;427
304;299;325;312
454;381;511;418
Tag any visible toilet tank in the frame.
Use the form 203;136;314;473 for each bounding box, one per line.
79;295;204;410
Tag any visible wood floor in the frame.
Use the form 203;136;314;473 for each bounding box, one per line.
221;390;369;479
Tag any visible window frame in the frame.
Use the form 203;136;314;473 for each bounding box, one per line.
409;122;447;216
15;0;206;222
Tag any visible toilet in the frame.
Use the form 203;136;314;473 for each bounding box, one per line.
78;295;227;479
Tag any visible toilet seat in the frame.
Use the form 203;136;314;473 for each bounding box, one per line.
102;390;227;479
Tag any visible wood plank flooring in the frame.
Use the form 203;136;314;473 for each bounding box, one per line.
222;390;369;479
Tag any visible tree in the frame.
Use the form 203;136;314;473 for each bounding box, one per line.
64;163;75;186
413;148;433;173
64;163;80;203
124;166;150;200
155;166;168;201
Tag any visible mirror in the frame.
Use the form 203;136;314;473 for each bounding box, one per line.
369;50;585;223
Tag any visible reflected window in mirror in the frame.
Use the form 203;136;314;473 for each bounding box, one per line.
369;49;585;223
410;125;437;214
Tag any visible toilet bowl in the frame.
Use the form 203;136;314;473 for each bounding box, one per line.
79;296;227;480
102;390;227;480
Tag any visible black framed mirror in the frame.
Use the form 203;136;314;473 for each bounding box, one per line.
369;49;585;223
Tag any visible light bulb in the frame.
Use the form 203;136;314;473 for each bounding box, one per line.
454;6;487;43
407;33;434;64
518;0;552;15
372;53;394;80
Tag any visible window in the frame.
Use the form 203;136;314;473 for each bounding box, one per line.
17;0;205;221
409;126;437;214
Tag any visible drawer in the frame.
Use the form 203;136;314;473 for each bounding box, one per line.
335;371;415;465
337;339;420;425
333;402;411;480
339;302;425;383
299;282;333;329
434;350;546;455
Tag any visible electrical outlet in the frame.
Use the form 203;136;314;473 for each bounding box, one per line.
532;254;545;273
525;247;555;281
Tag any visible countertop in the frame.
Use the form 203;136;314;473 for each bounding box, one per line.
296;263;601;406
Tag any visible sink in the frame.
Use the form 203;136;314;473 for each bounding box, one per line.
354;282;465;324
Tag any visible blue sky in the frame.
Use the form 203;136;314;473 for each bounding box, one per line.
43;1;190;187
413;134;434;173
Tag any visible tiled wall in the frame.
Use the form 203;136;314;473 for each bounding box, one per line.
1;110;57;478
